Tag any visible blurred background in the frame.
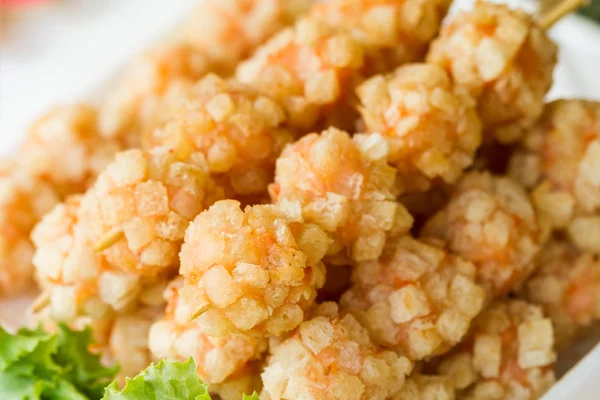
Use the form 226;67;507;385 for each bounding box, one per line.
0;0;599;154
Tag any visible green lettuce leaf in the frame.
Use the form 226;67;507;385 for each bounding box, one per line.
0;324;117;400
102;358;260;400
102;358;211;400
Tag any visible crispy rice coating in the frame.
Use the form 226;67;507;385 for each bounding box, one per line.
179;200;330;337
100;0;307;148
270;128;413;263
0;162;58;296
261;302;413;400
523;238;600;346
340;236;486;361
32;196;168;322
99;43;215;148
109;308;160;383
435;300;556;400
357;63;482;192
421;171;542;298
236;16;366;131
182;0;312;71
149;278;266;390
145;74;293;197
394;374;455;399
81;148;224;276
19;104;121;197
310;0;452;72
427;1;557;144
508;100;600;252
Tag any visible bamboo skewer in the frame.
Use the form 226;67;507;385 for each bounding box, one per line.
538;0;590;30
30;292;50;314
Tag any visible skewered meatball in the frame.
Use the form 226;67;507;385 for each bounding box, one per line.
421;171;542;298
508;100;600;253
310;0;452;72
427;1;557;144
236;16;366;131
435;300;556;400
81;148;224;276
18;104;121;197
340;236;486;361
523;238;600;347
261;302;413;400
179;200;330;337
270;128;413;263
144;74;294;197
100;0;308;148
32;196;168;322
182;0;312;71
0;162;58;297
357;63;482;192
148;278;266;395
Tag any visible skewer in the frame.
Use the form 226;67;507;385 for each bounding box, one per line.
188;304;211;322
538;0;590;30
94;229;124;252
30;292;50;313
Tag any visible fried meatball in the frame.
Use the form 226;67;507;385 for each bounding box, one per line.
270;128;413;263
427;1;557;144
179;200;330;337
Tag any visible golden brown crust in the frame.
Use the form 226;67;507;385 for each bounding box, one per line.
19;104;121;197
340;235;485;361
435;300;556;400
357;63;482;192
179;200;330;338
81;149;224;276
421;171;542;298
261;302;413;400
508;100;600;252
0;162;58;297
144;74;293;198
427;2;557;144
270;128;413;263
148;278;266;387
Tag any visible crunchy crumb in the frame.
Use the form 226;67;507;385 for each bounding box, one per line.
179;200;330;338
261;302;413;400
144;74;294;197
340;236;485;361
508;100;600;252
80;148;224;276
19;104;121;197
109;308;160;383
523;238;600;347
421;171;542;298
435;300;556;400
99;43;214;148
0;161;58;297
310;0;452;73
394;373;456;400
236;16;366;131
427;1;557;143
148;278;266;389
32;196;169;322
182;0;312;71
357;63;482;192
270;128;413;263
100;0;308;148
